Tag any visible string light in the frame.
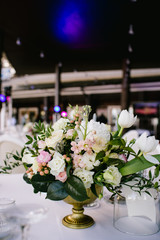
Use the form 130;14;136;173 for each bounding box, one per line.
16;37;21;45
128;24;134;35
40;51;45;58
128;44;133;53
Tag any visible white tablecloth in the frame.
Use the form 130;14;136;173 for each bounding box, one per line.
0;174;160;240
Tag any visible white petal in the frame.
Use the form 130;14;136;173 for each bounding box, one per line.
144;154;159;164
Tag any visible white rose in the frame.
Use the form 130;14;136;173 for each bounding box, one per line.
103;166;122;186
22;153;37;164
73;168;94;189
48;152;65;176
45;130;64;150
135;132;159;164
118;110;137;128
53;118;69;131
81;152;100;170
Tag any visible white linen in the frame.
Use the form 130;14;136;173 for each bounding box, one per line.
0;174;160;240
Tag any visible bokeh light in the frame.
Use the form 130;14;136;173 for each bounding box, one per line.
61;111;67;117
0;94;6;102
54;105;61;113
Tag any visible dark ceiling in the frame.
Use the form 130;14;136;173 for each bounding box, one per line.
0;0;160;76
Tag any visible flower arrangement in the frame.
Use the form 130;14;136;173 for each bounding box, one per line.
1;105;160;201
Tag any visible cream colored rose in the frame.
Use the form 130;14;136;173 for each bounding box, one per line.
45;130;64;150
103;166;122;186
48;152;65;176
22;153;37;165
92;135;108;153
53;118;69;131
73;168;94;189
80;152;100;170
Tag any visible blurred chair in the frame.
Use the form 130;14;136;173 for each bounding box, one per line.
0;134;25;174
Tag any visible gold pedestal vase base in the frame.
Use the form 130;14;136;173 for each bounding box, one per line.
62;185;102;229
62;206;94;229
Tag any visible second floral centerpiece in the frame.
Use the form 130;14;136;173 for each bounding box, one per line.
4;105;160;229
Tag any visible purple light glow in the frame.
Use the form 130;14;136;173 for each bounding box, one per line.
0;94;6;102
62;12;84;41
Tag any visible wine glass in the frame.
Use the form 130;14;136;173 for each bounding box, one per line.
9;203;48;240
0;197;16;239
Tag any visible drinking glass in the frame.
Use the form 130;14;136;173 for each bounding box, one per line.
0;197;16;239
10;203;48;240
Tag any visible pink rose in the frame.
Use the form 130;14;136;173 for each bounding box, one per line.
37;151;51;163
55;171;67;182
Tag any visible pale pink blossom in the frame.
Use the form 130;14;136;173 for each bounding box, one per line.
72;154;81;168
71;141;79;154
66;129;74;138
38;140;46;149
119;154;127;162
37;151;51;163
55;171;67;182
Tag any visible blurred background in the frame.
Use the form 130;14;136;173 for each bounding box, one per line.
0;0;160;138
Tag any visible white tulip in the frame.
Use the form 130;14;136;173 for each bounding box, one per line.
118;110;137;128
136;132;159;164
136;132;159;154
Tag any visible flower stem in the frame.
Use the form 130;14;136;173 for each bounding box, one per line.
118;127;124;137
83;119;88;140
138;152;143;157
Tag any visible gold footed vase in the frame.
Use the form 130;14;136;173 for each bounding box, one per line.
62;185;102;229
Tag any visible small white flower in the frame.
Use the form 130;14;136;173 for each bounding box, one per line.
80;152;100;171
32;159;39;174
73;168;94;189
53;118;69;131
118;110;137;128
103;166;122;186
135;132;159;164
22;153;37;165
45;130;64;150
48;152;65;176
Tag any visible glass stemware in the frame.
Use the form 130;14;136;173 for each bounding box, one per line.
0;197;16;239
10;203;48;240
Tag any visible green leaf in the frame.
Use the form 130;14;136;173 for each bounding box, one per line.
91;184;98;197
96;151;105;160
31;174;55;193
154;165;160;178
119;156;154;176
109;139;124;146
46;181;68;200
64;175;89;201
66;165;72;178
123;146;136;154
23;173;32;184
26;135;33;145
